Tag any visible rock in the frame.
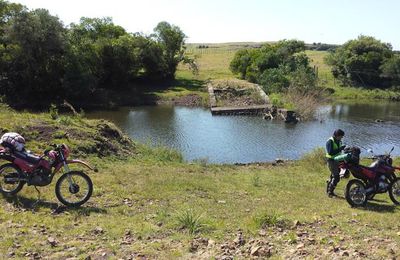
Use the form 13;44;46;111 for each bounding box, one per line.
293;220;301;228
250;246;262;256
258;230;267;236
93;227;104;235
250;245;271;257
190;238;209;252
47;237;58;247
233;231;245;246
307;237;316;244
218;200;226;204
340;250;350;257
296;243;305;250
208;239;216;247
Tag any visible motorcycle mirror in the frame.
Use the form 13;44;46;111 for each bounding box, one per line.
390;146;394;154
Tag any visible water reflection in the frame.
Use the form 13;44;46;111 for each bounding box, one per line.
87;102;400;163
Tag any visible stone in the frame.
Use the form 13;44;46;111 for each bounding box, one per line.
47;237;58;247
293;220;301;227
93;227;104;235
259;230;267;236
208;239;216;247
250;246;262;256
233;231;245;246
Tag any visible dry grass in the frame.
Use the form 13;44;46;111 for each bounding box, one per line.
284;88;328;120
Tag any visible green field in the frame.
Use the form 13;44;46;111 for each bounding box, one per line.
154;43;400;103
0;105;400;258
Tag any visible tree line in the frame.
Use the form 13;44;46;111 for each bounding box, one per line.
230;36;400;93
0;0;194;108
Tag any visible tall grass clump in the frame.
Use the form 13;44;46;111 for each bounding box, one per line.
176;209;205;235
137;143;184;163
251;172;262;187
254;212;290;229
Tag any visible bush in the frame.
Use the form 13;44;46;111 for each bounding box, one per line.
230;40;317;94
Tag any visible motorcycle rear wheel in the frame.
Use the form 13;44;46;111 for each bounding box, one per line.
388;177;400;205
0;163;25;196
55;171;93;207
345;179;367;207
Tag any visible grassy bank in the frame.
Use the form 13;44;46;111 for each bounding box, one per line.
1;107;400;259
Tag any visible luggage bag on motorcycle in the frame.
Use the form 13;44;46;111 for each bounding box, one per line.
0;133;25;151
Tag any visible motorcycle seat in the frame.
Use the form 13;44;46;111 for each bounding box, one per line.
13;150;42;164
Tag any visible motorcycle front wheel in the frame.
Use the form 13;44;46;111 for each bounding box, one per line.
345;179;367;207
55;171;93;207
388;177;400;205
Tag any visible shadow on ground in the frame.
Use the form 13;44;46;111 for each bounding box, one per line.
1;193;107;214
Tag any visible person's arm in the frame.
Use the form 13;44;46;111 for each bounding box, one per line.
326;139;334;155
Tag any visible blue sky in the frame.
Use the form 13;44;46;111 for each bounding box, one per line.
11;0;400;49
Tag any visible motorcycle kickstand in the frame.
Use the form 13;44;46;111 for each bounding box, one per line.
31;186;42;209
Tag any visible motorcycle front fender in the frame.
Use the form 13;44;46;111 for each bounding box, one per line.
66;160;98;172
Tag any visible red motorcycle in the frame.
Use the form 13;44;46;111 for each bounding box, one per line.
341;147;400;207
0;143;95;207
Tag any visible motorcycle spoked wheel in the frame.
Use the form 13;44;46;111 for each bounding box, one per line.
0;163;25;196
388;177;400;205
345;179;367;207
55;171;93;207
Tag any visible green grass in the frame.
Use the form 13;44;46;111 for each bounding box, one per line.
155;45;400;104
0;107;400;258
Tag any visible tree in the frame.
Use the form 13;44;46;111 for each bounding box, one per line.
229;49;254;79
152;21;186;79
380;55;400;86
0;8;67;106
325;35;393;87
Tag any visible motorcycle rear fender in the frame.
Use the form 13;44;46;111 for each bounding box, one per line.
66;160;97;172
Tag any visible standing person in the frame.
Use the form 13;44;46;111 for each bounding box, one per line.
326;129;346;197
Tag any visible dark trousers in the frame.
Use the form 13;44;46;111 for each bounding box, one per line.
327;159;340;192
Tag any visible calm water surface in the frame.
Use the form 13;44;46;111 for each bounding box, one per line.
87;102;400;163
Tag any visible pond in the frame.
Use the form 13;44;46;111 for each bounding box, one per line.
87;102;400;163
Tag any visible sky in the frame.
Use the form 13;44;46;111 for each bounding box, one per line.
9;0;400;49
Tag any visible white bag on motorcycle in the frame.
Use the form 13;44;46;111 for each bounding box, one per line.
0;132;25;151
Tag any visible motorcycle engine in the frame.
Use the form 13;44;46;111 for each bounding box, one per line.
28;167;52;186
